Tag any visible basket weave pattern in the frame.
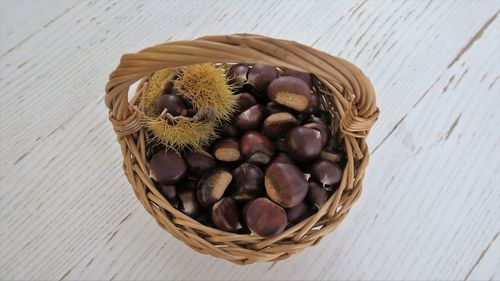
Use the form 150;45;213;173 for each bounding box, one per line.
105;34;379;264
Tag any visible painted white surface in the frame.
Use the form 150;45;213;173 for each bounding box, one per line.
0;0;499;280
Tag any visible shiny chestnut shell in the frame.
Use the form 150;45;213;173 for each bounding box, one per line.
211;197;242;232
231;163;264;201
155;94;187;116
283;68;312;89
310;159;342;187
264;163;309;208
197;169;233;207
227;64;248;87
184;151;216;179
267;76;311;112
240;131;275;165
234;104;267;131
247;64;278;92
243;198;287;237
284;127;324;162
213;137;241;162
262;112;299;139
149;150;187;184
286;201;313;224
307;181;329;209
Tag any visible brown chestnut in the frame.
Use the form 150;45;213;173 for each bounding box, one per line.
178;188;201;217
157;184;178;207
310;159;342;187
265;163;309;208
219;121;240;137
262;112;299;139
184;151;216;178
284;127;323;162
197;169;233;207
240;131;275;165
243;198;287;237
235;92;258;114
231;163;264;201
227;64;249;87
306;94;320;115
320;146;344;163
213;137;241;162
267;76;311;112
286;201;313;224
307;181;329;209
283;68;312;89
155;94;187;116
234;104;267;131
149;150;187;184
211;197;242;232
272;152;294;165
265;101;294;115
247;64;278;93
303;118;330;147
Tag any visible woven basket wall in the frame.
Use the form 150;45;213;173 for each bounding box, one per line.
105;33;379;265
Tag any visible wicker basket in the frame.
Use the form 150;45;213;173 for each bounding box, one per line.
105;34;379;265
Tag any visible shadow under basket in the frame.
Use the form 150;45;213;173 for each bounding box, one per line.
105;34;379;265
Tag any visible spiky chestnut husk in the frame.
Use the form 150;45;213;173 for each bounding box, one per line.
142;115;217;152
139;64;238;152
175;63;238;122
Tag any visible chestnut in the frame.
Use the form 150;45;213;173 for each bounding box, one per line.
213;137;241;162
284;127;323;162
262;112;299;139
219;121;240;137
306;94;320;116
227;64;249;87
157;184;178;207
267;76;311;112
247;64;278;93
197;169;233;207
211;197;242;232
149;150;186;184
155;94;187;116
265;163;309;208
243;198;287;237
235;92;258;114
231;163;264;201
310;159;342;187
307;181;329;209
240;131;275;165
283;68;312;89
286;201;313;224
178;188;201;217
265;101;294;115
320;146;344;163
303;118;330;147
184;151;216;178
272;152;294;165
234;104;267;131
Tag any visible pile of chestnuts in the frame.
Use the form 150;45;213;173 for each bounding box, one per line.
149;63;345;237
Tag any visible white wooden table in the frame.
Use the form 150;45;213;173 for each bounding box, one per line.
1;1;499;280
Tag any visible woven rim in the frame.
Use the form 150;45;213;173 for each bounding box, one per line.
105;33;379;264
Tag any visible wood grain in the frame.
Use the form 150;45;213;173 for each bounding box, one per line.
0;0;499;280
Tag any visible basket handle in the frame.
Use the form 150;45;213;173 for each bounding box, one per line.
105;33;379;137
